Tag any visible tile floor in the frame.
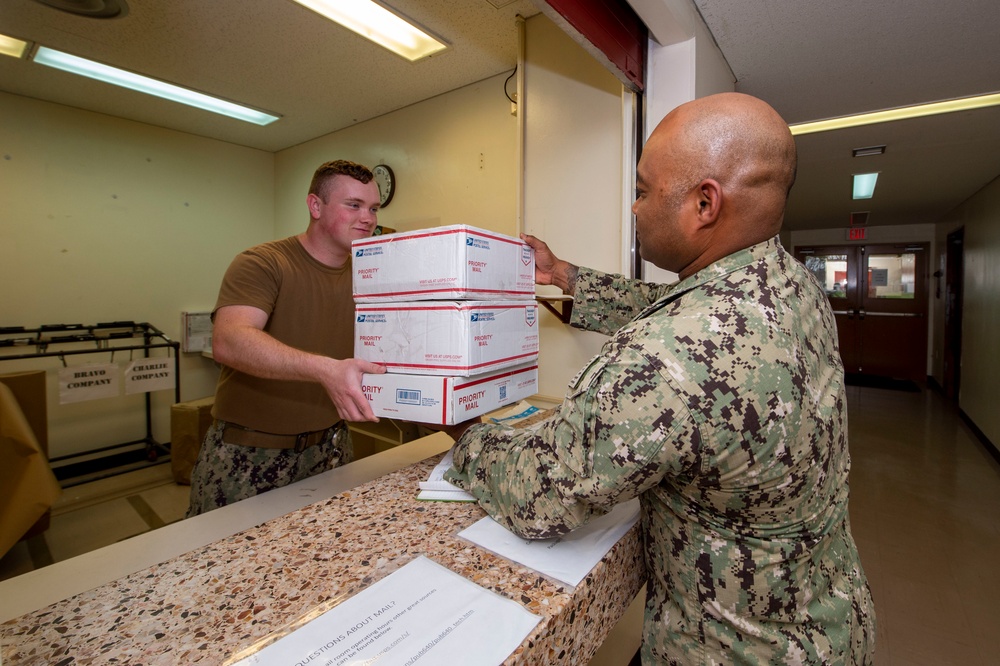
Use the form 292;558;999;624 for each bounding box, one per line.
2;384;999;665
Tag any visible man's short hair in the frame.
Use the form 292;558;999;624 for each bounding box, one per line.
309;160;374;201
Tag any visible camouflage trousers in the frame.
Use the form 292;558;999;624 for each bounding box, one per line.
186;419;352;517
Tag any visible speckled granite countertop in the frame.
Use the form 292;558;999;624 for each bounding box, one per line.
1;453;645;665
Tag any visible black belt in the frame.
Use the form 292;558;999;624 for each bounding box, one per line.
221;421;342;453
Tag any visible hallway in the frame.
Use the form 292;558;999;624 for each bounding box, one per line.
845;383;1000;664
2;383;999;665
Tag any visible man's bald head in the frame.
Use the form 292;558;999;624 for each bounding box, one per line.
634;93;797;277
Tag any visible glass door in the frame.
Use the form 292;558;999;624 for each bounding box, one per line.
797;243;928;382
797;247;858;372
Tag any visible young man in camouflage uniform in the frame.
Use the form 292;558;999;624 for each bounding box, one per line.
187;160;386;516
445;94;876;664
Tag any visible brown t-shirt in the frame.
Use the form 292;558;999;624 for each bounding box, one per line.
211;236;354;434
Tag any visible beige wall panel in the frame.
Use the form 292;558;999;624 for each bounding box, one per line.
274;73;519;240
0;92;273;456
522;15;625;399
940;176;1000;446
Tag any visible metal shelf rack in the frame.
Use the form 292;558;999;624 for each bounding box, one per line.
0;321;181;485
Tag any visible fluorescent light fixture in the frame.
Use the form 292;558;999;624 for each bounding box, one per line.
853;173;879;200
292;0;447;61
31;46;280;125
790;92;1000;135
0;33;29;59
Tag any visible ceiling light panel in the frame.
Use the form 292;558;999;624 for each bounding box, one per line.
853;173;879;200
31;46;280;125
0;33;29;59
790;92;1000;135
291;0;448;61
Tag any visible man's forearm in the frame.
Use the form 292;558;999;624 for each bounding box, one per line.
213;325;328;384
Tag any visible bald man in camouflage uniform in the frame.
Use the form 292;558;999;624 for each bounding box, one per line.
445;93;876;664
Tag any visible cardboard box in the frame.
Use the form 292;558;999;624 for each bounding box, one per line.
170;396;215;485
352;224;535;302
361;363;539;425
0;372;60;557
355;300;538;376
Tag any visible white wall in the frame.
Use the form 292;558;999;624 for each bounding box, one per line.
521;14;627;398
0;91;272;456
639;0;734;284
935;176;1000;447
274;73;519;240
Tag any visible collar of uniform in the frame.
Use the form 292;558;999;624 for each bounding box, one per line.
636;236;782;320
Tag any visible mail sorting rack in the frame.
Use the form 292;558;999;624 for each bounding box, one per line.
0;321;181;485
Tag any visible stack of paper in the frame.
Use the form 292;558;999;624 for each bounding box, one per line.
417;448;475;502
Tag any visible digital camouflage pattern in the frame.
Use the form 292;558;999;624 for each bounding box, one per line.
186;421;351;516
446;238;876;665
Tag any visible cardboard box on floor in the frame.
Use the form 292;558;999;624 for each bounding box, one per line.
0;371;60;557
170;396;214;485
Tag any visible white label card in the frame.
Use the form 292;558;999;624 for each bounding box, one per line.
458;499;640;587
58;362;120;404
229;556;540;666
124;358;175;394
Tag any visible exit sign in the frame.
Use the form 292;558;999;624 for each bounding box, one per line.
848;227;867;241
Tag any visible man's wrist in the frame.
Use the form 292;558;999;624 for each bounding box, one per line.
559;262;579;295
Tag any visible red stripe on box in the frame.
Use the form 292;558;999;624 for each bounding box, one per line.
382;353;538;372
353;226;526;248
454;365;539;390
354;288;534;299
355;304;535;312
442;376;449;424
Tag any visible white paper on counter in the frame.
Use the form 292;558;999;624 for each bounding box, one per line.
229;556;540;666
458;499;640;587
416;447;475;502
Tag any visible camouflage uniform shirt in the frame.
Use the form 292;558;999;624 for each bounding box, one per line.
446;237;876;664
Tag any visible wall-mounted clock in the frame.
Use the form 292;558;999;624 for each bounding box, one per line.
373;164;395;208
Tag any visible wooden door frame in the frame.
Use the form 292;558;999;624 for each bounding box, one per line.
942;228;964;400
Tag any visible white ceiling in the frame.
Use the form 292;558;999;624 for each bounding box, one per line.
690;0;1000;231
3;0;999;232
0;0;541;151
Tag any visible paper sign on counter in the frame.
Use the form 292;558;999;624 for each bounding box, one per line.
229;556;540;666
458;499;640;587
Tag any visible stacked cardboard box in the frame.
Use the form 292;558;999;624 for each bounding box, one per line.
352;225;539;425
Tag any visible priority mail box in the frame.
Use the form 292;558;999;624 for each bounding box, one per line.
361;363;539;425
355;300;538;376
352;224;535;302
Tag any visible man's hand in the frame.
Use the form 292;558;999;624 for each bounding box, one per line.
213;305;387;422
318;358;386;422
520;233;578;295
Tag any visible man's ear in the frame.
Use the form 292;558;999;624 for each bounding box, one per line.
695;179;722;226
306;193;322;220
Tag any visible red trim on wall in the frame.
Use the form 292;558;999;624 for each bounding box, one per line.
544;0;646;90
